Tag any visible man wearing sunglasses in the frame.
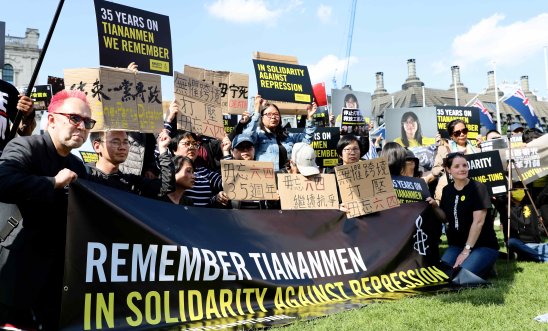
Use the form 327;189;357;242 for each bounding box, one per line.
0;90;93;330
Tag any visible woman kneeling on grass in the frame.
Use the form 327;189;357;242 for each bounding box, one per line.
426;152;499;279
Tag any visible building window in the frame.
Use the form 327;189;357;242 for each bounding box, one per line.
2;64;14;84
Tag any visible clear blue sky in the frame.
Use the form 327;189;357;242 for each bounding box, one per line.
2;0;548;102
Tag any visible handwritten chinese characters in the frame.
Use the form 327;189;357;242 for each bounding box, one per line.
64;67;163;132
277;174;338;210
174;71;224;139
221;160;278;201
335;157;399;218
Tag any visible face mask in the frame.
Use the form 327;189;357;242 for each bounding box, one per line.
511;189;525;202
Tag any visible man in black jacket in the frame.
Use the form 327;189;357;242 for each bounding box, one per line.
0;90;94;330
87;129;175;199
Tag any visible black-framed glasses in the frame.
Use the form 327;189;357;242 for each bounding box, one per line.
452;128;469;137
54;113;96;129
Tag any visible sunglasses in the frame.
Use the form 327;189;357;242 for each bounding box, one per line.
55;113;96;129
452;128;469;137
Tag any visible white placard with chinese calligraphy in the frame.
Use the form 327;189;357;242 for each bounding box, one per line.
335;157;399;218
173;71;224;139
64;67;163;132
221;160;278;200
277;174;339;210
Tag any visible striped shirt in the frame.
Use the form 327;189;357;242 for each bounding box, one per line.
184;166;223;207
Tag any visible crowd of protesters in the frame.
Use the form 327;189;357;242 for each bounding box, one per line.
0;76;547;329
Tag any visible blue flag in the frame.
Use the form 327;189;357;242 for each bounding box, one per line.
503;88;542;129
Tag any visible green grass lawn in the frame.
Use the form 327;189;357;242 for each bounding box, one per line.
280;224;548;331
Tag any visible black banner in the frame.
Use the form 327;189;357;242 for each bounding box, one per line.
61;180;449;330
24;84;52;111
253;59;312;104
392;175;430;203
94;0;173;75
436;106;480;144
288;127;340;167
223;114;238;135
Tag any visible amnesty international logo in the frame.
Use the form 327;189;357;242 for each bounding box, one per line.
460;195;466;201
413;215;428;256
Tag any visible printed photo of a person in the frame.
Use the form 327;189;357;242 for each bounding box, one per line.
393;111;435;147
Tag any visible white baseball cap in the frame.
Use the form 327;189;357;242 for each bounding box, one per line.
291;143;320;176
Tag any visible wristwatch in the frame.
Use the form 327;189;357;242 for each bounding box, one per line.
464;244;473;250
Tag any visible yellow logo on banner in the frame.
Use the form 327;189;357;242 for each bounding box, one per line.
461;195;466;202
294;93;311;103
150;59;169;72
323;159;338;167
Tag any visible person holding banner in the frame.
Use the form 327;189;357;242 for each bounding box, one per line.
0;90;93;329
243;95;317;172
437;152;499;279
394;111;435;148
433;119;478;203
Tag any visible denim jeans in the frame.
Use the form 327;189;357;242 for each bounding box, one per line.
508;238;548;262
441;245;499;278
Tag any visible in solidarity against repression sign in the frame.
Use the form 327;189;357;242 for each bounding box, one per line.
253;59;313;104
61;180;449;330
94;0;173;75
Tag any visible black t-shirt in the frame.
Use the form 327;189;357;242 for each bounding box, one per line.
0;79;20;151
440;179;499;250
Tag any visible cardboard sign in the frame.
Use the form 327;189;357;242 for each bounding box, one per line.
64;67;164;132
341;108;368;136
173;71;224;139
277;174;339;210
436;106;480;144
502;134;548;185
465;151;507;196
184;65;249;114
26;84;53;111
335;158;400;218
391;175;430;203
253;59;312;104
220;160;278;200
312;82;327;106
288;127;340;167
93;0;172;75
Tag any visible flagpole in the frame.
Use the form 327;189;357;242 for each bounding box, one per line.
453;69;459;106
7;0;65;141
493;61;502;133
422;86;426;107
464;93;481;107
544;45;548;100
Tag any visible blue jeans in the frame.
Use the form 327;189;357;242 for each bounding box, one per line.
508;238;548;262
441;245;499;279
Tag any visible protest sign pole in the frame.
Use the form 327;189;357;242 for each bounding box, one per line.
8;0;65;141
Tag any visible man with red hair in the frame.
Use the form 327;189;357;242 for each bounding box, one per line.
0;90;94;330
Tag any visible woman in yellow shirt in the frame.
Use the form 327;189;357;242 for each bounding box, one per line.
394;111;435;147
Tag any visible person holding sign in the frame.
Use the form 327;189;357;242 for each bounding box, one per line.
393;111;435;148
169;131;227;207
433;119;478;203
437;152;499;279
242;95;317;172
0;90;92;330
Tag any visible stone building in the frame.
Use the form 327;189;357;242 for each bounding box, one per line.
371;59;548;132
2;28;41;89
